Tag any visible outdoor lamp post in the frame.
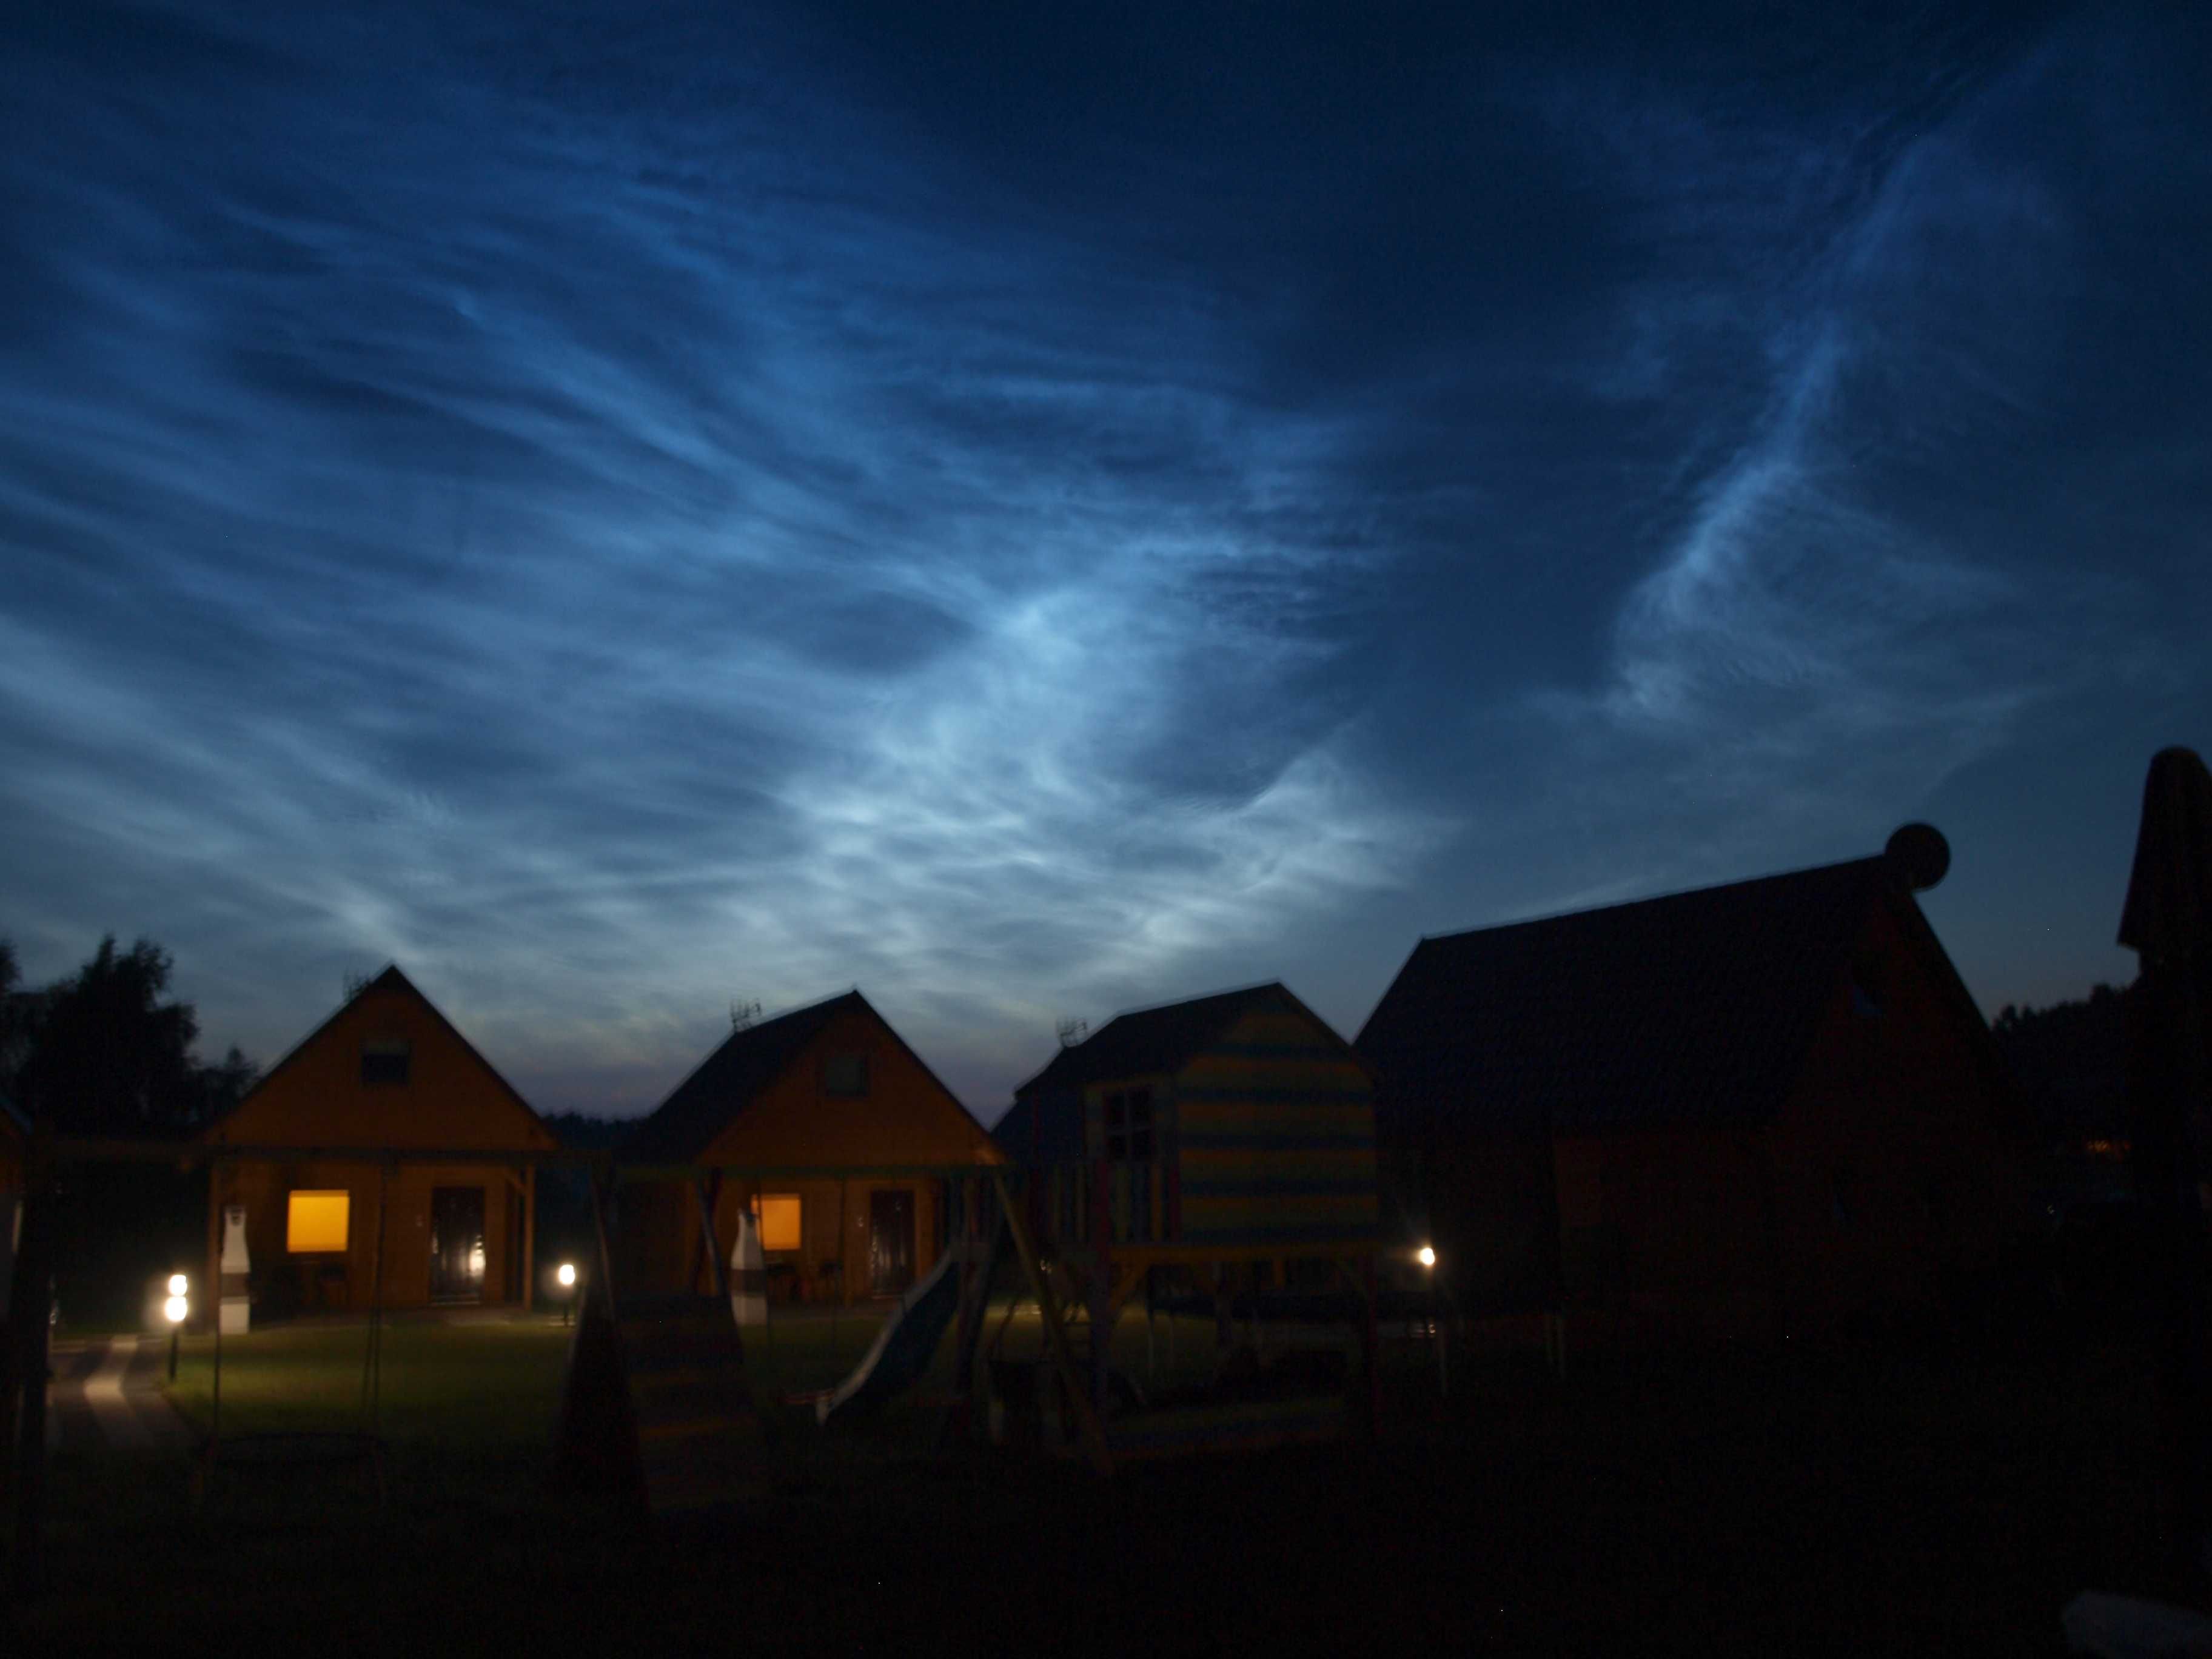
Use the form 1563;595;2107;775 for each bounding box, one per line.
1415;1244;1447;1397
164;1274;189;1381
558;1261;577;1326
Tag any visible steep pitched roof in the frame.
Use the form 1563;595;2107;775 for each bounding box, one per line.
1356;856;1905;1138
1014;982;1315;1099
619;990;858;1162
203;964;555;1147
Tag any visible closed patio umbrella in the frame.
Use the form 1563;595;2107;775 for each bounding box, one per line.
2120;746;2212;1592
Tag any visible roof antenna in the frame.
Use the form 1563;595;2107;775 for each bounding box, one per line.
1056;1016;1088;1048
731;999;762;1031
343;970;372;1003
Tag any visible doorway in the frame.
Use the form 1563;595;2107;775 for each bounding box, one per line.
868;1188;914;1296
430;1185;486;1303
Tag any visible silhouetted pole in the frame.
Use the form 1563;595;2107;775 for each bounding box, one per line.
2119;747;2212;1595
7;1125;55;1604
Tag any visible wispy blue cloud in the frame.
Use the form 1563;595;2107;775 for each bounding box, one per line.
1;2;2206;1111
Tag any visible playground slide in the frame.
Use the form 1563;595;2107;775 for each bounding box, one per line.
814;1244;970;1426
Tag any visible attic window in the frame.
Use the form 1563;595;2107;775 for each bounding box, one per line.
823;1053;868;1096
361;1038;411;1085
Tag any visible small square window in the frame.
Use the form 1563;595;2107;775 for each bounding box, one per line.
823;1053;868;1096
361;1038;411;1085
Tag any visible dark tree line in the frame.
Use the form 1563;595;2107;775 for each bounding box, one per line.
1991;983;2133;1150
1;935;258;1136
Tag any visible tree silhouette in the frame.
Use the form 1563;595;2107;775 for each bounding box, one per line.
5;935;257;1134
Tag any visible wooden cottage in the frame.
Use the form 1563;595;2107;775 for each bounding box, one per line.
200;967;560;1315
995;983;1378;1265
1355;827;2030;1340
618;991;1002;1304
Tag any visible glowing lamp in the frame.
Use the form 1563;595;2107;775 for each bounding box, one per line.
557;1262;577;1289
164;1294;189;1324
1416;1245;1436;1270
167;1273;188;1297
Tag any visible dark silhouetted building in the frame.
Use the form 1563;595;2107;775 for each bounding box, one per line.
1357;832;2029;1341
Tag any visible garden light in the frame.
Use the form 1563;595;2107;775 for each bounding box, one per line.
1416;1245;1436;1269
164;1288;188;1379
557;1262;576;1289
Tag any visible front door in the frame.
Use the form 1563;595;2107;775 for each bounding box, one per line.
868;1189;914;1296
429;1185;486;1302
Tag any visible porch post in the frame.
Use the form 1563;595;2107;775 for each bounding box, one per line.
521;1164;537;1313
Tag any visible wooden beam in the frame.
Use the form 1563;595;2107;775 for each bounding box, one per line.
521;1167;537;1314
990;1168;1113;1478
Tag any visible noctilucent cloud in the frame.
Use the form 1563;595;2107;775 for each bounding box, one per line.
3;4;2207;1119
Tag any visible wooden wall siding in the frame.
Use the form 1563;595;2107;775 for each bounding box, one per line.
1768;893;2028;1329
212;1159;522;1311
1547;893;2028;1340
1169;1006;1376;1246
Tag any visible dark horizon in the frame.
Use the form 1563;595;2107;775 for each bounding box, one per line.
2;2;2206;1119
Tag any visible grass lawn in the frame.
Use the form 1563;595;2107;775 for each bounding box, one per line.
5;1310;2177;1655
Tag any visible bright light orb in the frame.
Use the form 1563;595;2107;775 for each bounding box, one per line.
557;1262;577;1289
167;1273;188;1296
1416;1245;1437;1270
164;1295;189;1324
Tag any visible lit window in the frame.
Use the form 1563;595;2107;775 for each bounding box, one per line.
751;1193;802;1252
823;1053;867;1096
361;1038;411;1085
287;1190;350;1253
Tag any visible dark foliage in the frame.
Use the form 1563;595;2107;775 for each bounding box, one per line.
1991;983;2134;1149
2;934;257;1135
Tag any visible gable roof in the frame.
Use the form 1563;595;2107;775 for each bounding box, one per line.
621;991;857;1162
1356;855;1924;1138
1014;982;1350;1100
203;964;555;1147
621;988;994;1164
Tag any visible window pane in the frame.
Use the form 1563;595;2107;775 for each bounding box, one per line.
1104;1091;1124;1129
361;1039;411;1085
287;1190;350;1253
824;1053;868;1095
1128;1087;1151;1127
1131;1128;1153;1160
751;1193;802;1252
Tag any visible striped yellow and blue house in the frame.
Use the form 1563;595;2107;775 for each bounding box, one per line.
997;983;1377;1258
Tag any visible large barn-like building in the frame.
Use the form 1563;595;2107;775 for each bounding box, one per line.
1356;828;2031;1341
617;991;1002;1304
200;967;560;1315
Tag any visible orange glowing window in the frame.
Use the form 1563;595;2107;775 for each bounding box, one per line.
287;1190;350;1253
750;1193;802;1253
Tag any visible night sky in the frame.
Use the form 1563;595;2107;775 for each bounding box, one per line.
4;3;2207;1119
